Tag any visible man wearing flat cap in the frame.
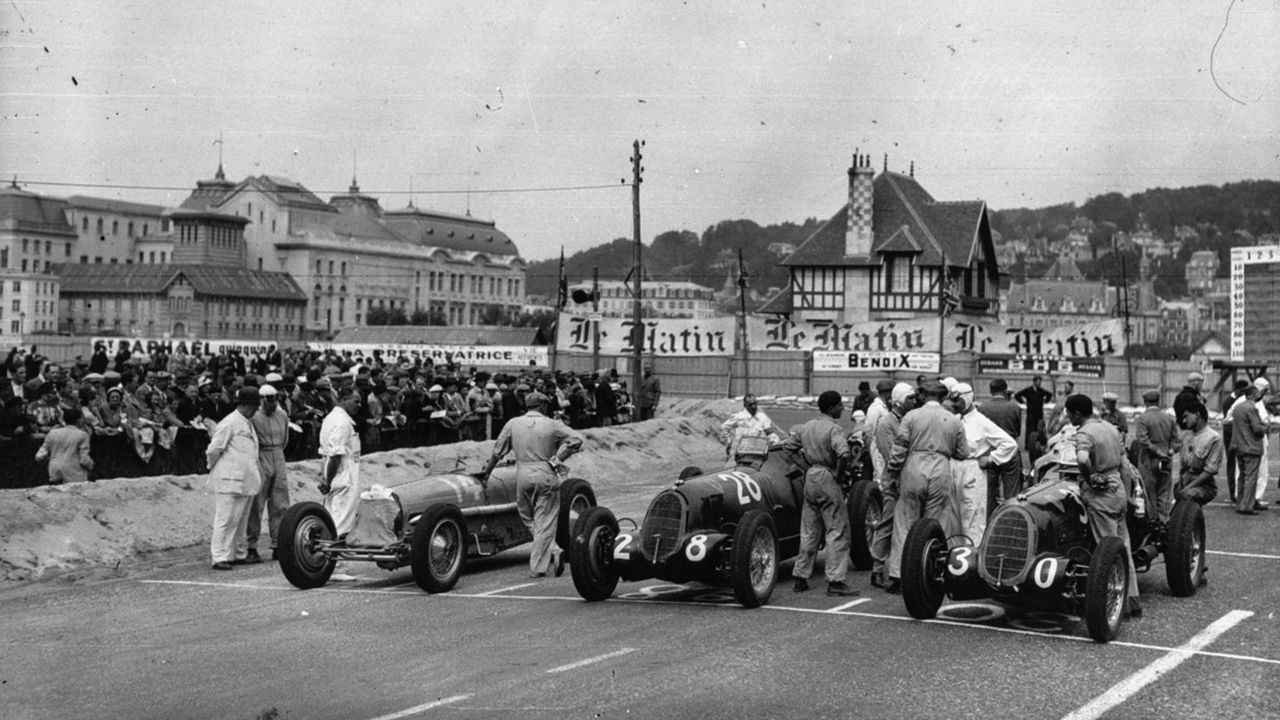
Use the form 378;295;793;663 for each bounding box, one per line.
479;390;583;577
205;387;262;570
1098;392;1128;445
1173;372;1205;424
1132;390;1178;522
885;379;970;594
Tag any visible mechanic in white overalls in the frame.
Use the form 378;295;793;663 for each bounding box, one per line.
950;383;1018;543
319;384;363;582
479;391;583;577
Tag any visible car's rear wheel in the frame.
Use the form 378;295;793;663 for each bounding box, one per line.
730;510;778;608
556;478;597;552
571;506;621;601
1084;536;1129;643
901;518;948;620
277;502;337;589
678;466;703;480
846;479;883;571
1165;500;1206;597
410;504;467;594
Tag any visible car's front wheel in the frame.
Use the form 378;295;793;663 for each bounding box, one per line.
1084;536;1129;643
730;510;779;608
846;479;883;571
556;478;597;552
571;506;621;601
901;518;948;619
277;502;337;589
410;504;467;594
1164;500;1206;597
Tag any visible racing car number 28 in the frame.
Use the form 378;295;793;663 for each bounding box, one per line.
718;470;762;505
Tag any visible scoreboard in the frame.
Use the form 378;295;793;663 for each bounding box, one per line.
1230;246;1280;362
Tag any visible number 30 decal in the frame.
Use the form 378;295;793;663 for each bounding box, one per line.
1033;557;1059;589
948;547;974;576
718;471;763;505
685;534;709;562
613;533;634;560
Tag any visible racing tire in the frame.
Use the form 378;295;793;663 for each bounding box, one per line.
1164;500;1206;597
410;504;468;594
846;480;883;571
678;466;703;480
1084;536;1129;643
556;478;597;552
277;502;338;590
901;518;948;620
570;506;621;601
730;510;779;609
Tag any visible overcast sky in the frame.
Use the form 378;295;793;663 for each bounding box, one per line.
2;1;1276;262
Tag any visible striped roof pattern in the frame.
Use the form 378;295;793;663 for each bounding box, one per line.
55;263;306;301
0;186;77;236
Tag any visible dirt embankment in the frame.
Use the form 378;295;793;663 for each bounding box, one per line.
0;398;738;583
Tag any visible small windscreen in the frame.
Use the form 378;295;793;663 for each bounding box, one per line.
736;436;769;457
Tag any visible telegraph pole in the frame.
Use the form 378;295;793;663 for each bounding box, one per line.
592;266;601;373
1118;248;1135;404
550;246;565;373
630;140;645;396
738;248;751;396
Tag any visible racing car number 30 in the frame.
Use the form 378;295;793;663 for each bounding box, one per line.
717;470;762;505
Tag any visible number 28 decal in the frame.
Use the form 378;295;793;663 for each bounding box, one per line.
717;470;762;504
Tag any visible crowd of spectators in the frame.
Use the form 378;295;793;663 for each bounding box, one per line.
1;343;635;487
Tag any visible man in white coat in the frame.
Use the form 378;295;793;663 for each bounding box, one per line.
205;387;262;570
320;385;363;582
950;383;1019;543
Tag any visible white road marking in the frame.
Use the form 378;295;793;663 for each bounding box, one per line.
139;579;1280;667
474;582;539;596
826;598;871;613
1060;610;1254;720
546;647;636;674
1207;549;1280;560
364;694;471;720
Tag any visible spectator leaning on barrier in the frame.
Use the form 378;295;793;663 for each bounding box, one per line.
205;387;263;571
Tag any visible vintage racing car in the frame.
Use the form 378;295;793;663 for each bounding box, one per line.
899;432;1206;643
570;435;883;608
277;461;596;593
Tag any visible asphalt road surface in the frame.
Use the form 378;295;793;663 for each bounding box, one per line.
3;413;1278;719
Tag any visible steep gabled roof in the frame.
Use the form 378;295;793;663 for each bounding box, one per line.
55;264;306;301
382;206;520;256
0;185;77;236
781;171;987;270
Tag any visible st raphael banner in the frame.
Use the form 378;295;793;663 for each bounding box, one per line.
91;336;281;358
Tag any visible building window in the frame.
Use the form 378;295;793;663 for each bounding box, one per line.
21;239;28;253
792;268;845;310
316;259;322;274
20;260;26;272
127;221;134;236
160;252;166;263
329;261;334;274
112;220;119;235
82;217;89;231
96;218;103;234
65;244;71;258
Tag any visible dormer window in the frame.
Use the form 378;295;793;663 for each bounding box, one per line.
1032;295;1046;311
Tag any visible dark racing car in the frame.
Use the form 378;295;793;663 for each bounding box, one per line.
276;461;596;593
899;436;1206;642
570;435;883;608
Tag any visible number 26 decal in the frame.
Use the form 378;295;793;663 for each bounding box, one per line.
718;470;762;504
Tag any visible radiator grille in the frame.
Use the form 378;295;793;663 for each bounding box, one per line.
641;491;686;562
979;506;1035;586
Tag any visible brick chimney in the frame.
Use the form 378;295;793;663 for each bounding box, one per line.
845;151;875;257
